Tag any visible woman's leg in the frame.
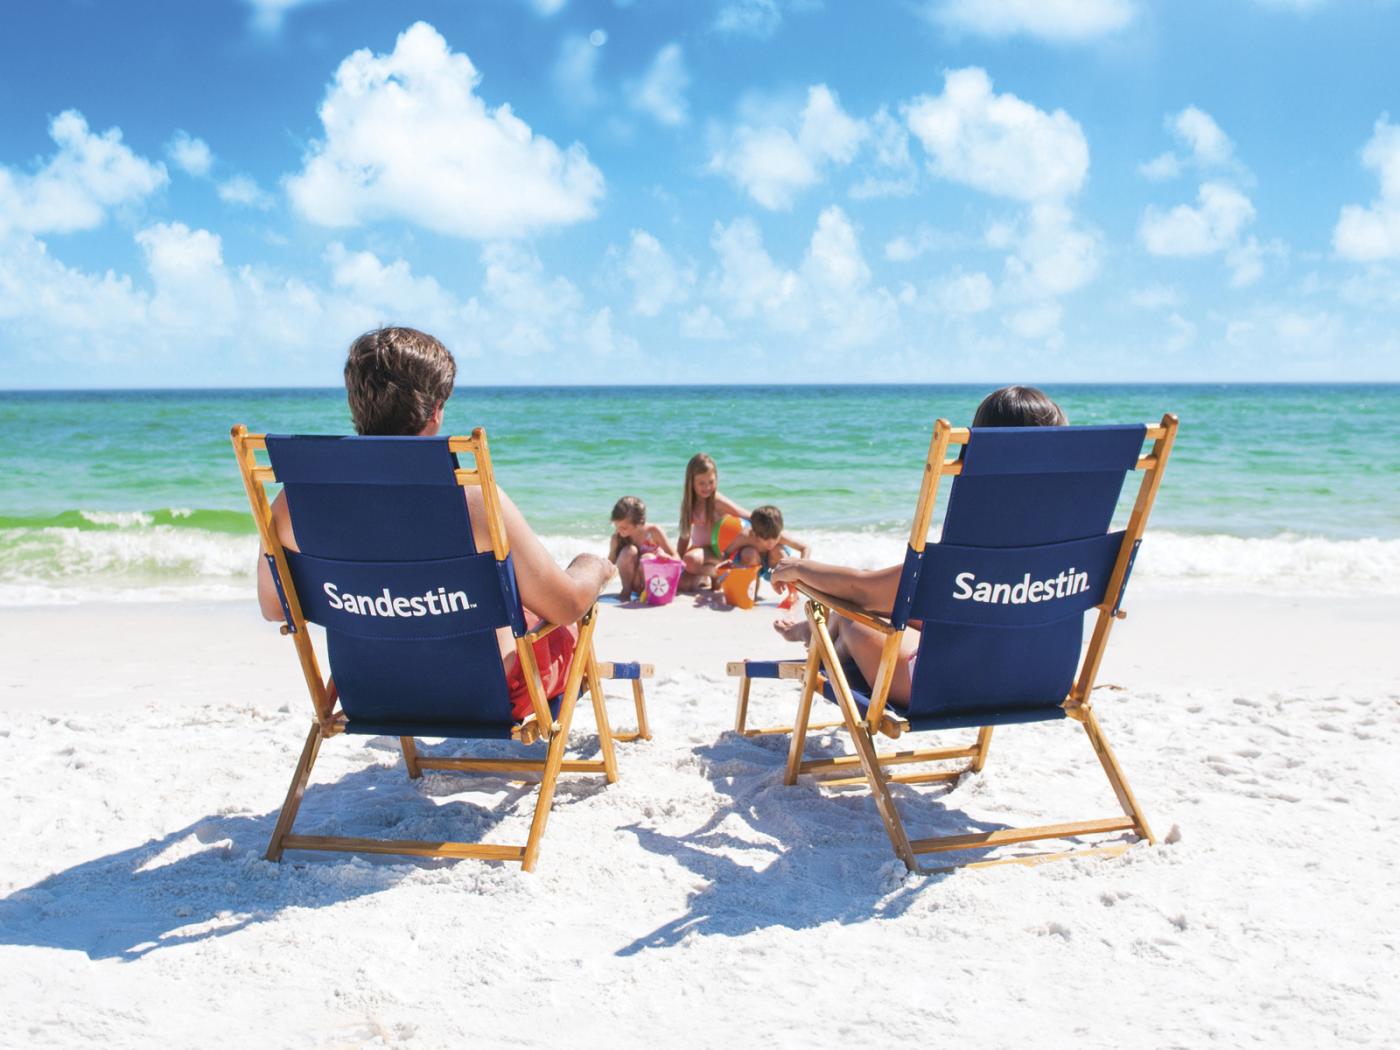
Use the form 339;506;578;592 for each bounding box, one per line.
826;614;918;707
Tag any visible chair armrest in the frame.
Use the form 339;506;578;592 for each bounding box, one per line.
524;621;563;643
794;583;896;635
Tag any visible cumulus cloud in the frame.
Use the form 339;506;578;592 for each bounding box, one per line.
1170;106;1234;167
709;85;867;209
904;67;1088;203
708;207;899;349
1140;181;1255;256
166;131;214;177
285;21;605;239
1333;116;1400;261
628;44;689;127
928;0;1136;43
0;110;167;237
850;107;918;200
679;305;729;340
1139;106;1240;181
621;230;693;316
1004;203;1100;298
933;271;994;314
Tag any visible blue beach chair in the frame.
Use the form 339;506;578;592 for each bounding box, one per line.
745;415;1179;872
231;425;639;871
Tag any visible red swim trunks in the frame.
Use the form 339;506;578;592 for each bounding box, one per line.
505;623;580;722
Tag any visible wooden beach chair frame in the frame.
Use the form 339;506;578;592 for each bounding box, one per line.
232;425;644;872
782;414;1179;872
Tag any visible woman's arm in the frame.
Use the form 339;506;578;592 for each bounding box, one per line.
256;493;297;622
769;558;902;613
646;524;678;557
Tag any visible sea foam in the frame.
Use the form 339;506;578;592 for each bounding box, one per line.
1;519;1397;606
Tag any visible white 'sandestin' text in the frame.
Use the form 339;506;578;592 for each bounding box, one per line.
323;582;476;617
952;569;1090;605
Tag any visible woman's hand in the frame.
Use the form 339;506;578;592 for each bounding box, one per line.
770;557;803;585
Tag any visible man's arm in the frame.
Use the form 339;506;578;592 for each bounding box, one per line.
769;559;902;613
494;487;616;626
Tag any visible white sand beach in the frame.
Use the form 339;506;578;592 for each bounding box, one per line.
1;585;1396;1048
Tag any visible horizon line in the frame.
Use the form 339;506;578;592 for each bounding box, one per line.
5;379;1400;394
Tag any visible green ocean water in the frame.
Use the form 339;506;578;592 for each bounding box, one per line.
2;385;1398;602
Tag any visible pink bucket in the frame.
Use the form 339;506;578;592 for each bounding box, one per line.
640;554;683;605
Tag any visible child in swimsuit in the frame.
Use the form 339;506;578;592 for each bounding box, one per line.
717;504;809;603
676;452;750;593
609;496;677;601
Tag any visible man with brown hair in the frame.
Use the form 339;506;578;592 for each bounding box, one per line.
256;326;616;718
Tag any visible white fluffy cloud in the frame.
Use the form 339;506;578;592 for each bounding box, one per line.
628;44;689;127
1004;203;1100;298
1140;181;1256;256
1333;117;1400;261
285;21;605;239
709;207;898;349
0;111;167;237
1139;106;1237;180
928;0;1136;42
1170;106;1234;167
709;85;867;209
166;131;214;177
622;230;693;316
904;67;1088;203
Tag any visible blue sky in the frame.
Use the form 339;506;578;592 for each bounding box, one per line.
1;0;1398;387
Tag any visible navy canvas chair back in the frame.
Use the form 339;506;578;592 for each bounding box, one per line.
263;435;528;738
890;425;1146;731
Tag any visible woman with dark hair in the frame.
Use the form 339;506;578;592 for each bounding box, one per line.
770;385;1067;708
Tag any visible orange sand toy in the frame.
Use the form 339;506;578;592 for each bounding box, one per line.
719;564;760;609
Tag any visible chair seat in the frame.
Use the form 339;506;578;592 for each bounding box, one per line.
345;694;565;739
818;665;1065;732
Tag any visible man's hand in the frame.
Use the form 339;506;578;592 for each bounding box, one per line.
565;552;617;600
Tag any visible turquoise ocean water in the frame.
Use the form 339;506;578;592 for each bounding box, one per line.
2;385;1398;603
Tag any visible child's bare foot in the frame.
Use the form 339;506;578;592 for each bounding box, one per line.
773;617;810;643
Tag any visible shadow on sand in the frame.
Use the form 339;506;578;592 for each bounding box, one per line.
0;734;609;961
615;729;1004;955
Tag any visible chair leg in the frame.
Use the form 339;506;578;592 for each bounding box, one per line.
1082;708;1155;844
584;647;619;784
630;678;652;741
734;675;752;735
267;722;323;862
783;645;823;785
809;608;916;870
970;726;994;773
522;693;580;873
400;736;422;779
